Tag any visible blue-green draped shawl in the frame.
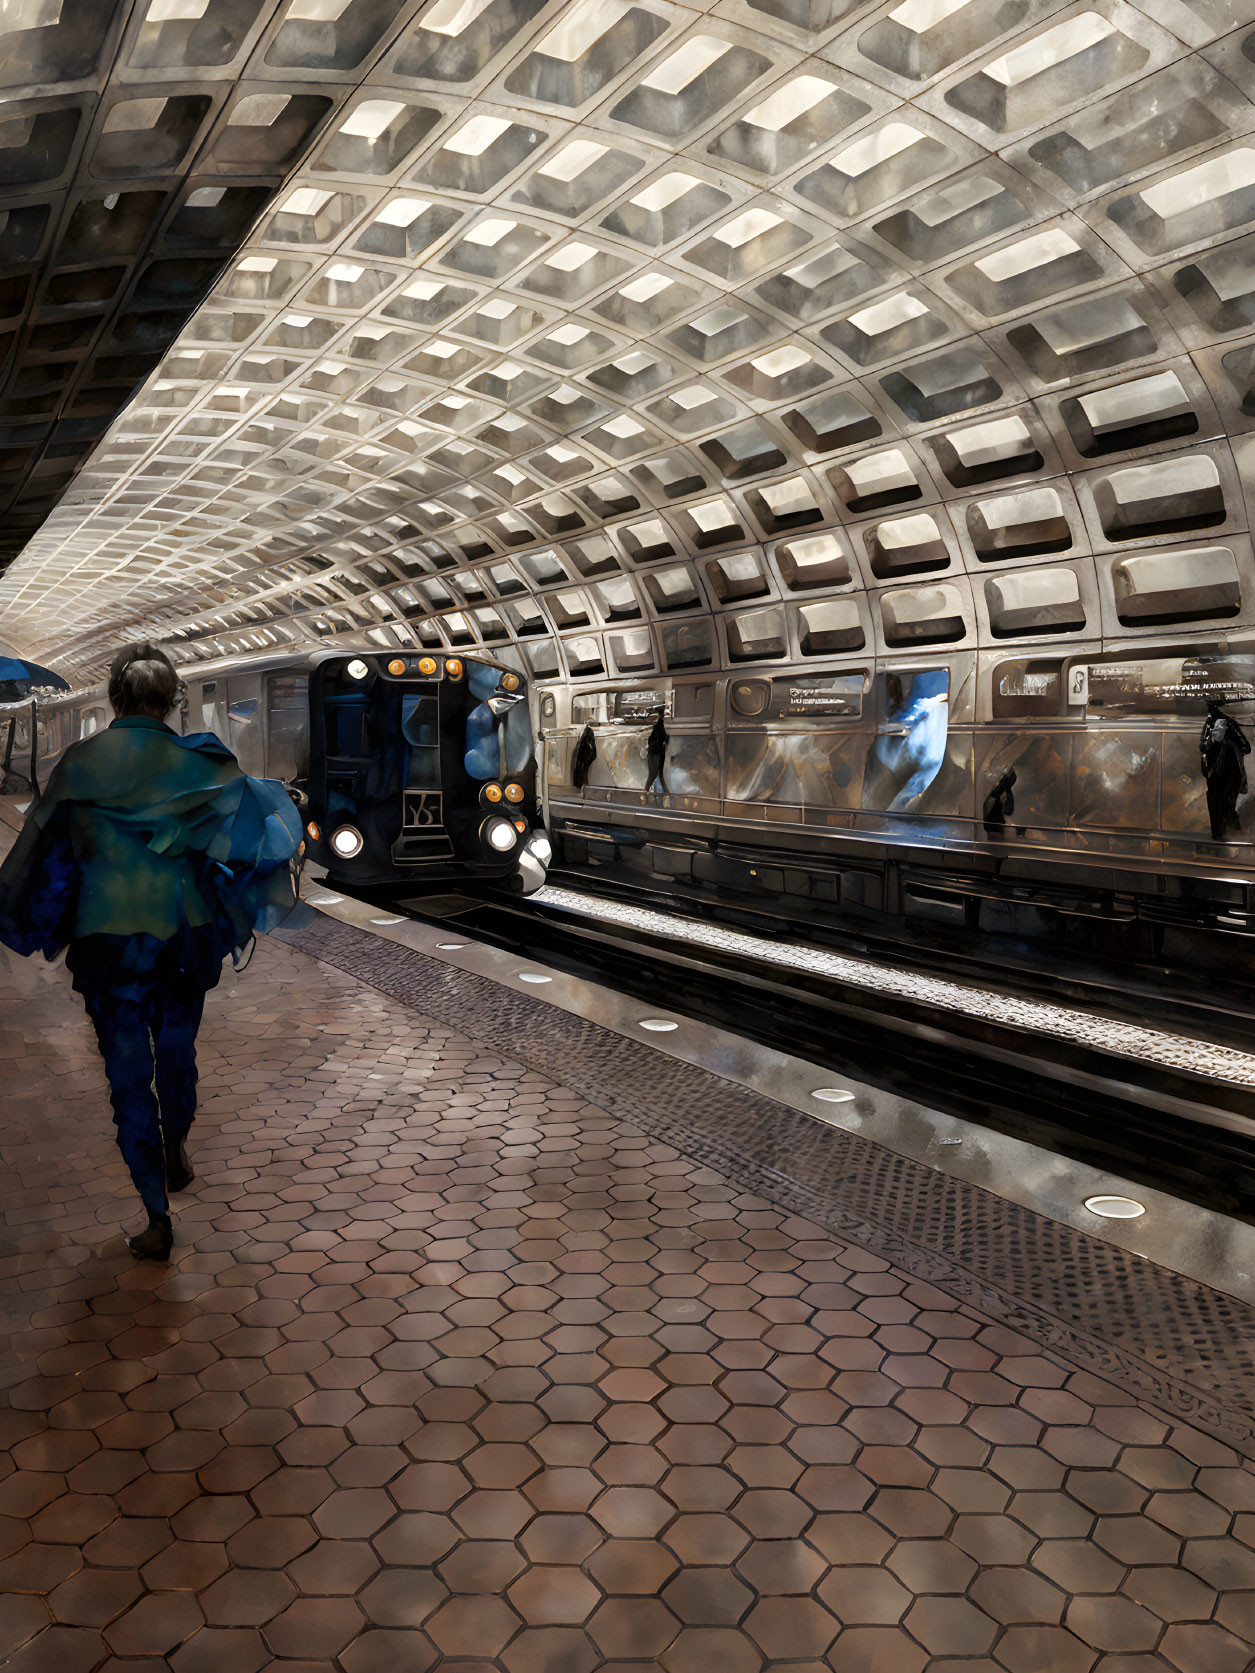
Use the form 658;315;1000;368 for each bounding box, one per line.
0;716;306;963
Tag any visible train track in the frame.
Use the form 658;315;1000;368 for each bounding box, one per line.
336;869;1255;1224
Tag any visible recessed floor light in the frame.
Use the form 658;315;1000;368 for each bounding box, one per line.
370;916;405;925
518;971;552;984
638;1018;678;1032
436;941;468;949
811;1087;856;1104
1084;1195;1146;1220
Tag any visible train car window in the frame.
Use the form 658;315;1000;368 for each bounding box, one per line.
571;689;675;726
199;682;227;741
619;688;671;722
571;693;613;726
991;659;1065;718
80;708;106;738
226;684;264;775
266;675;309;781
540;694;557;721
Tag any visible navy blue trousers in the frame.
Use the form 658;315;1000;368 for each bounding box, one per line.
68;932;220;1218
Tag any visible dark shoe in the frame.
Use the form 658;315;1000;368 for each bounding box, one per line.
127;1214;173;1262
166;1139;194;1192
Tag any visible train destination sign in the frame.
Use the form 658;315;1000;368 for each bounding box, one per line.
772;673;865;719
1077;656;1255;713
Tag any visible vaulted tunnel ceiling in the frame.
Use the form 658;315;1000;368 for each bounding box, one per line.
2;0;1255;690
0;0;448;572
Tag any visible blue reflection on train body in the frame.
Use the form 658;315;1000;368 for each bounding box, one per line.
873;669;950;812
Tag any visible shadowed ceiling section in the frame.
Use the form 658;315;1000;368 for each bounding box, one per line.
0;0;1254;692
0;0;430;569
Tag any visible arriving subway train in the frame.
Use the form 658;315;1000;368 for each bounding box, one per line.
0;647;552;895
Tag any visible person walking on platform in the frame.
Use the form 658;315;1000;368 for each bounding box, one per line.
0;643;305;1261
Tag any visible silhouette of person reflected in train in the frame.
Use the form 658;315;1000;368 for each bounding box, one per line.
646;706;669;795
0;644;305;1262
982;767;1018;840
572;724;597;791
1201;700;1250;842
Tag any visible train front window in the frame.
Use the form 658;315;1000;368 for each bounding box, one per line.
402;695;440;790
326;700;369;760
464;694;532;780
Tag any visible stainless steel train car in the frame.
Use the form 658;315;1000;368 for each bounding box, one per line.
2;647;551;894
540;638;1255;961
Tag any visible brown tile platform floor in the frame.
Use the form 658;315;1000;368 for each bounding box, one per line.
1;930;1255;1673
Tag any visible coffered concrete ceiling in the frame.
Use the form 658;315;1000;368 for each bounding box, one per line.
0;0;438;574
1;0;1254;688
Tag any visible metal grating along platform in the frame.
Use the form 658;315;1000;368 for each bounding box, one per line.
279;909;1255;1455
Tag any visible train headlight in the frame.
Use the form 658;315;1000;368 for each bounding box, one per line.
387;658;407;676
500;672;520;692
418;656;437;676
446;658;463;680
513;818;528;834
484;818;518;852
346;659;370;681
306;821;321;842
483;783;503;803
330;825;364;859
504;781;524;804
